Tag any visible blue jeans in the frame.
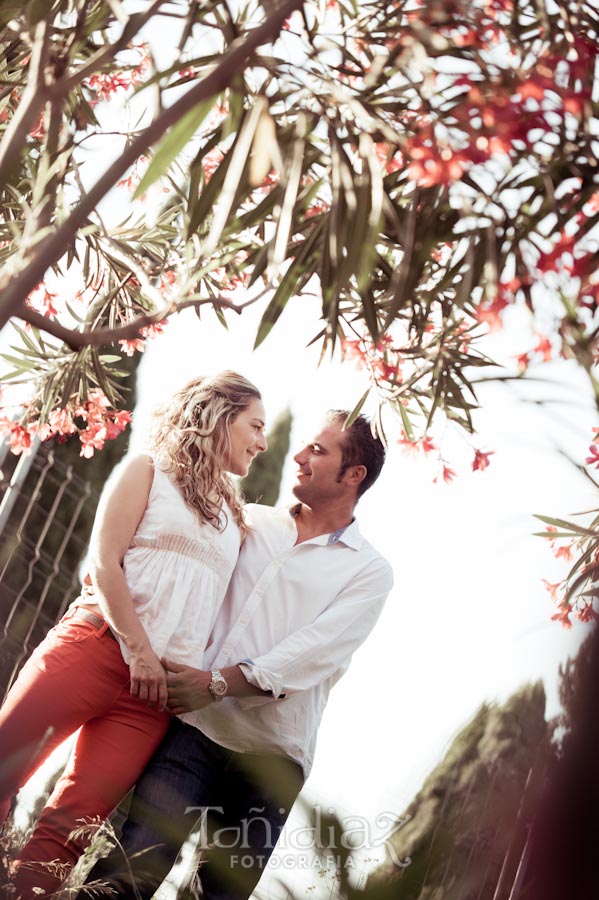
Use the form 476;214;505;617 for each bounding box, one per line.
80;719;304;900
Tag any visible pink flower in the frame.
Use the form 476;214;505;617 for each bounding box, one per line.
87;389;111;411
202;148;224;182
105;410;132;440
475;295;509;332
49;407;77;436
372;358;401;382
117;171;141;191
159;271;176;292
586;444;599;468
342;339;367;364
405;138;470;187
9;424;32;455
441;465;456;484
542;579;563;602
576;601;599;624
551;606;572;629
533;334;552;362
119;337;146;356
398;432;420;458
472;449;494;472
305;200;328;219
554;543;573;562
26;284;59;318
141;320;167;339
87;72;132;103
399;432;437;457
79;424;107;458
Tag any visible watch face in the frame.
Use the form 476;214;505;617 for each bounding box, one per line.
211;677;227;697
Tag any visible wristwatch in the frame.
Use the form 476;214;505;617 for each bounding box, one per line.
209;669;228;702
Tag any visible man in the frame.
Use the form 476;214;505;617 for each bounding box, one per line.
81;411;393;900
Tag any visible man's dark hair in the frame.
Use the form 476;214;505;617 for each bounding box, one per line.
326;410;386;498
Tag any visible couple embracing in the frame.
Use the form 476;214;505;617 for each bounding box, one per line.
0;370;393;899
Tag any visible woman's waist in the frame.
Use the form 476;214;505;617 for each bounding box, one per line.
125;532;237;577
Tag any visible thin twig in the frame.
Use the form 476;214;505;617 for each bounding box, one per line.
18;288;269;349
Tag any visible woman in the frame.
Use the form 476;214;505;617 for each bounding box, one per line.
0;371;267;898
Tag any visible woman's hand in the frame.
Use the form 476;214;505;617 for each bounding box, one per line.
129;648;168;711
163;658;212;715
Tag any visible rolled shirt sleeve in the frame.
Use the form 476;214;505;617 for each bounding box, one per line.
236;558;393;709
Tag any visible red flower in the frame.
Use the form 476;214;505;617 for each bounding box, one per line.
533;335;552;362
576;602;599;624
117;171;141;191
554;544;573;562
342;338;367;364
141;321;167;339
535;232;576;274
551;606;572;629
79;425;107;458
472;449;494;471
586;444;599;468
202;148;224;182
87;72;133;103
436;464;456;484
515;351;531;372
105;410;132;440
305;200;328;219
8;424;32;455
542;579;563;602
475;295;509;332
26;284;59;318
398;432;437;457
372;358;401;382
119;337;146;356
405;139;469;187
48;407;77;436
420;435;437;456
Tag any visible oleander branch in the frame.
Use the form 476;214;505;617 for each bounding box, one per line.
17;288;270;349
0;0;305;332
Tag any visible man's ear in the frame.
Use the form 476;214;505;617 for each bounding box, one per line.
344;465;367;489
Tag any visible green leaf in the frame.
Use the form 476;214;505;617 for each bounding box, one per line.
534;514;597;537
398;403;414;440
254;222;324;349
344;389;371;428
134;98;215;199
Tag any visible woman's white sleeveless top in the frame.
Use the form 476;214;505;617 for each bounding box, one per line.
120;462;240;670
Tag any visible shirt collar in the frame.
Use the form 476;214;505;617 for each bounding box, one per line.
287;504;364;551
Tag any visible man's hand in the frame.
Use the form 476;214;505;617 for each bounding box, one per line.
163;658;213;714
129;648;168;711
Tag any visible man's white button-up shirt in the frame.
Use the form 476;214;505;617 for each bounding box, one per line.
184;503;394;775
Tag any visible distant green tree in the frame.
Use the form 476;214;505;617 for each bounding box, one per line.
240;408;292;506
368;683;553;900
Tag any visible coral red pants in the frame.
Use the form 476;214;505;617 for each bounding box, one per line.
0;609;171;898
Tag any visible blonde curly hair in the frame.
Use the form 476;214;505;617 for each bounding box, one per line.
148;371;262;535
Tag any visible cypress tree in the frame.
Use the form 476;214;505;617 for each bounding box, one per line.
240;408;292;506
